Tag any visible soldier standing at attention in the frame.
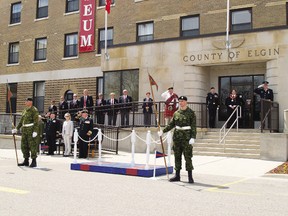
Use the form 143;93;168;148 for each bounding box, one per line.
158;96;197;183
12;98;39;167
206;87;219;128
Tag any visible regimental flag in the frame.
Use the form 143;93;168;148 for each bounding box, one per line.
106;0;111;14
156;151;167;158
7;84;13;103
148;73;158;91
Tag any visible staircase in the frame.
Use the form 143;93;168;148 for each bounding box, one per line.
194;129;261;159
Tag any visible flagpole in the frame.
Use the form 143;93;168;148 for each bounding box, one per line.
104;10;109;60
7;81;19;165
226;0;230;49
148;73;169;180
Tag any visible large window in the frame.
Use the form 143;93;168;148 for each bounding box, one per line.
104;70;139;101
8;42;19;64
231;9;252;31
137;22;154;42
35;38;47;61
98;28;113;54
99;0;115;6
10;2;22;24
36;0;48;19
6;83;17;114
66;0;79;13
286;3;288;25
181;15;200;37
33;81;45;113
64;33;78;57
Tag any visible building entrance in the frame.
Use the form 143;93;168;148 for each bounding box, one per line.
218;75;264;128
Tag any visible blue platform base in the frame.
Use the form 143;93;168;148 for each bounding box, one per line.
70;161;173;177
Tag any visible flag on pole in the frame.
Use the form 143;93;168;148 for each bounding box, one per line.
148;73;158;91
7;84;13;103
156;151;167;158
106;0;111;14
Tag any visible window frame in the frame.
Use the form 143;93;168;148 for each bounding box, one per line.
98;27;113;54
136;21;154;42
36;0;48;19
34;37;47;61
180;15;200;37
230;8;252;32
64;32;78;58
33;81;45;114
8;42;20;64
10;2;22;24
65;0;79;13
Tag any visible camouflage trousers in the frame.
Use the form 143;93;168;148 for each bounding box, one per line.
21;128;38;159
172;140;194;171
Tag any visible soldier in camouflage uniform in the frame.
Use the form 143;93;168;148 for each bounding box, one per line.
12;98;39;167
159;96;197;183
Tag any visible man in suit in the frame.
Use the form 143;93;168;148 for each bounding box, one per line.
95;93;106;124
59;96;68;119
106;92;119;126
142;92;153;127
118;89;133;126
48;100;57;114
80;89;94;114
70;93;80;120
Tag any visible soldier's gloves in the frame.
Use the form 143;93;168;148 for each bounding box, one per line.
258;84;264;88
189;138;195;145
157;130;163;137
12;129;17;134
32;132;37;138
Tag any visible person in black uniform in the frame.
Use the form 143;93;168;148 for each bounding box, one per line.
106;92;119;126
59;96;68;119
77;109;93;158
254;81;274;129
118;89;133;126
44;111;61;155
95;93;106;124
225;90;239;128
142;92;153;127
206;87;219;128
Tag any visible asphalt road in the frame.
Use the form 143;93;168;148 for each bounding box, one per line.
1;149;288;216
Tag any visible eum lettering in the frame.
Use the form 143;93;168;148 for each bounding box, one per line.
183;48;280;64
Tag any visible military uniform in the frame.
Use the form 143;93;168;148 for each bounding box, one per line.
16;101;39;167
162;96;196;183
44;116;61;155
78;113;93;158
206;91;219;128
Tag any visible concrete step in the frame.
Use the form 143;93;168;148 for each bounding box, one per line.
194;151;261;159
194;143;260;149
196;139;260;144
194;146;260;154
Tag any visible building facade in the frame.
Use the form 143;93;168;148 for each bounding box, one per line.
1;0;288;130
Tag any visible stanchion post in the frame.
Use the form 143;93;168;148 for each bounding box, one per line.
73;128;78;164
131;129;136;166
145;130;151;170
98;129;102;164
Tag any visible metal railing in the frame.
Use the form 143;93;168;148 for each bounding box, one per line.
219;105;241;148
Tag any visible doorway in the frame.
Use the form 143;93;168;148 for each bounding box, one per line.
218;75;264;128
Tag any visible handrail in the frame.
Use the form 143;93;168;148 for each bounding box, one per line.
219;105;241;150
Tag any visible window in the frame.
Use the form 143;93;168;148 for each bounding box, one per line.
99;0;115;7
286;3;288;25
8;42;19;64
104;70;139;101
64;33;78;57
36;0;48;19
137;22;154;42
98;28;113;54
6;83;17;113
35;38;47;61
66;0;79;13
10;2;22;24
181;15;200;37
33;81;45;113
97;77;104;96
231;9;252;31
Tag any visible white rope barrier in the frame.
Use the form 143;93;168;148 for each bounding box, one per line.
102;132;132;142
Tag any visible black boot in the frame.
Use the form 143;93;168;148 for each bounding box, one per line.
188;171;194;183
169;170;180;182
18;158;29;166
29;159;37;168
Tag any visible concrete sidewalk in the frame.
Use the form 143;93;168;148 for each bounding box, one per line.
0;149;285;179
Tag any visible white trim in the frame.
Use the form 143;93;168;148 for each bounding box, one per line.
34;17;49;22
6;63;20;67
32;60;47;64
64;11;79;16
0;66;103;84
61;56;79;60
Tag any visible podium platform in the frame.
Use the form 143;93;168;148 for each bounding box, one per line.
71;161;173;177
